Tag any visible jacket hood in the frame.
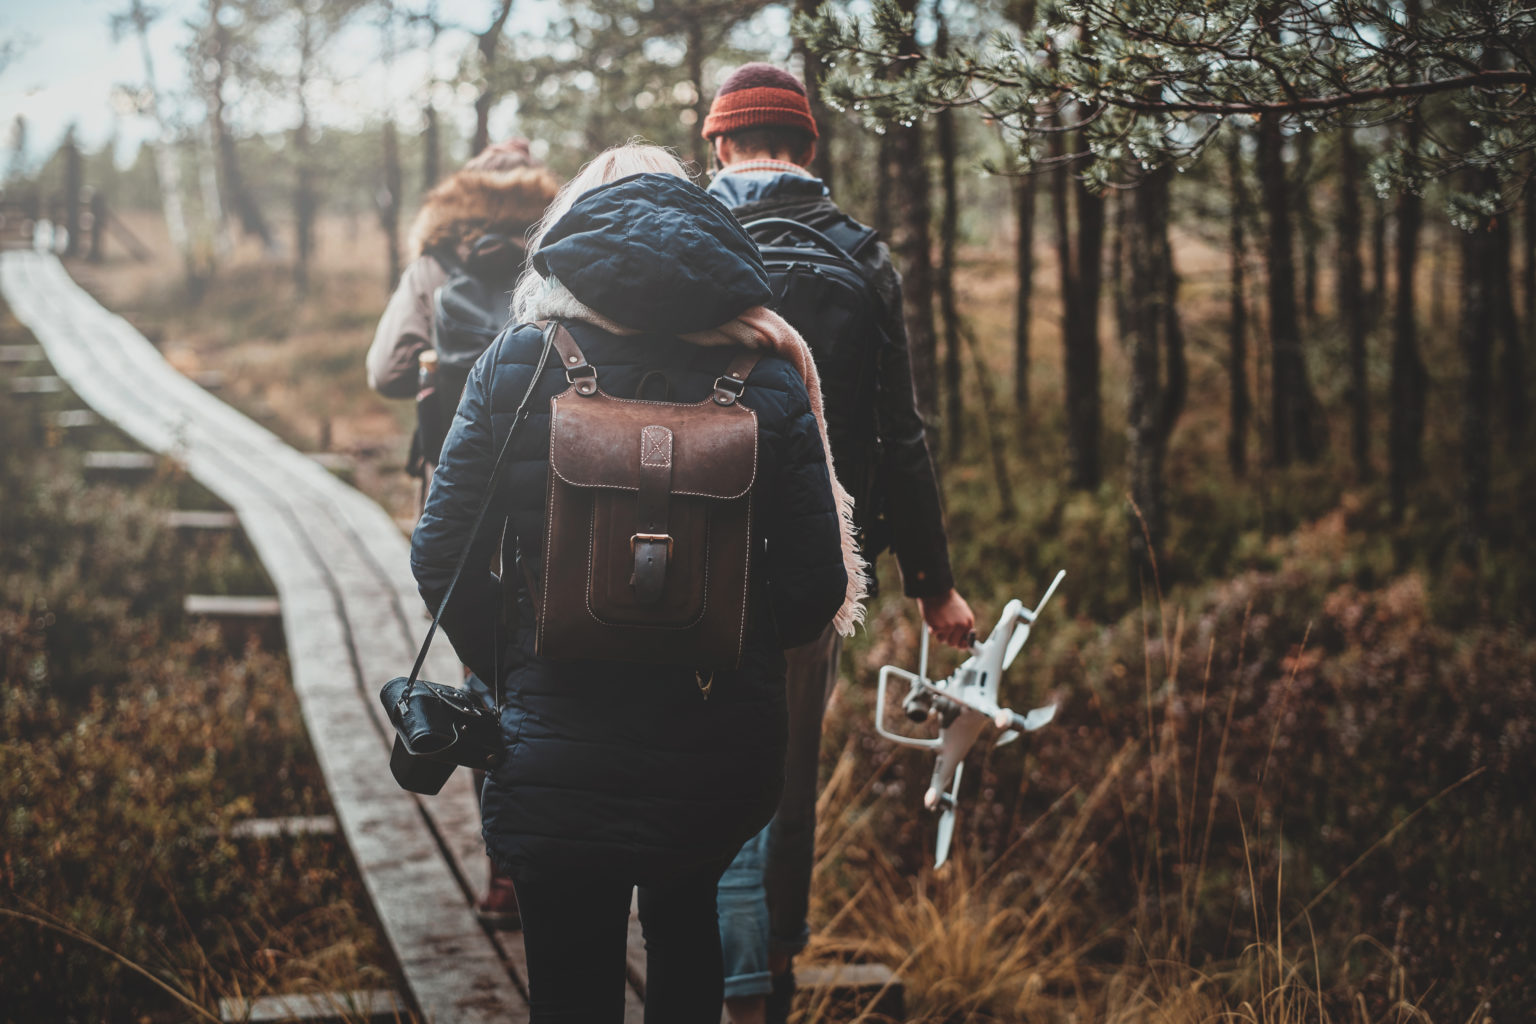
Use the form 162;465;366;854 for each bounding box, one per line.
532;172;773;335
407;166;560;260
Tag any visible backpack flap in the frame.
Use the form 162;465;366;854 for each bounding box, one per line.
548;394;757;497
548;391;756;629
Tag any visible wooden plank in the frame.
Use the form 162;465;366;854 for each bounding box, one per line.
796;963;905;1021
308;451;357;474
52;409;99;428
1;251;528;1024
184;594;283;618
226;815;339;840
624;889;647;1023
10;375;64;393
83;450;158;473
0;343;44;362
164;508;240;530
218;989;403;1023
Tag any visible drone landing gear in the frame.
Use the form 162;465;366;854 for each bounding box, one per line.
931;763;964;868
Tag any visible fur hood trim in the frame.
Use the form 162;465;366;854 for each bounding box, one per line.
407;166;560;260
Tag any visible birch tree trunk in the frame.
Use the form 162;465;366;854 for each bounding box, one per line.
123;0;193;278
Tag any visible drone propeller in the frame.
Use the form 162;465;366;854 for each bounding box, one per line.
1002;570;1066;672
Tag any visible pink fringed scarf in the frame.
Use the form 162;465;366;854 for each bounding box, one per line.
682;306;870;636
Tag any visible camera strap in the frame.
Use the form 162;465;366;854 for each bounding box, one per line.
398;322;558;712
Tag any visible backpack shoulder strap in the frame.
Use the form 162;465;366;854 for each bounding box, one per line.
817;215;880;262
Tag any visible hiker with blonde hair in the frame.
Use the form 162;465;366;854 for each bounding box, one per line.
411;142;863;1022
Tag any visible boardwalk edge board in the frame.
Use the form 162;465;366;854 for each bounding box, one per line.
0;252;528;1023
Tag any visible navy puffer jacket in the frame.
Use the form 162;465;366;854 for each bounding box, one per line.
411;173;848;884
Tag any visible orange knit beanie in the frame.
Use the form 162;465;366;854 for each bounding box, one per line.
702;63;819;141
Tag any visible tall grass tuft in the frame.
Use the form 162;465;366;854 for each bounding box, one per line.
802;510;1531;1022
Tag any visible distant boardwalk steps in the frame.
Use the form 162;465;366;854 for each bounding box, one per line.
0;251;534;1023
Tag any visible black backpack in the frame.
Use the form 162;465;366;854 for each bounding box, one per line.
742;216;886;524
414;234;523;469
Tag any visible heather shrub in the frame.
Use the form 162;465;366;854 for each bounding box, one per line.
0;393;391;1020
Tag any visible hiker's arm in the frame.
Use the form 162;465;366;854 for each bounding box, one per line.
868;247;956;600
367;257;446;399
757;372;848;649
411;354;503;684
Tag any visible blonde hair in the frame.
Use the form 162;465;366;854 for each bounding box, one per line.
512;141;691;323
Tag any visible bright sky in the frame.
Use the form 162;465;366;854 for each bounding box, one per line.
0;0;559;169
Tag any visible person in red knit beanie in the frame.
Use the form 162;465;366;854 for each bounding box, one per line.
703;63;975;1024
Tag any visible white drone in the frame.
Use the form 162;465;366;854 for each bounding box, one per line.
874;571;1065;867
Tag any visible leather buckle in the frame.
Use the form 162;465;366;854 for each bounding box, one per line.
567;364;597;395
631;532;674;557
713;374;746;405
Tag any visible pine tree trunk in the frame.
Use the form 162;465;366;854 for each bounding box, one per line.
1493;203;1526;446
1296;128;1319;326
1338;126;1370;481
203;0;273;252
1257;111;1321;465
1071;174;1105;490
1158;191;1187;451
422;104;440;190
1127;166;1180;578
1370;193;1389;319
214;109;271;248
890;0;938;422
873;133;893;243
1389;116;1427;522
795;0;835;188
1226;135;1250;477
893;123;939;422
1049;118;1103;491
1010;1;1037;417
472;0;515;155
684;17;707;172
938;110;961;457
1014;172;1036;414
1112;190;1130;343
63;133;81;258
293;8;315;295
935;17;962;460
379;119;402;290
1458;168;1496;564
197;117;228;262
1524;180;1536;432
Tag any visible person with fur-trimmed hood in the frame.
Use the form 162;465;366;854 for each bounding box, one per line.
366;139;560;399
367;139;558;933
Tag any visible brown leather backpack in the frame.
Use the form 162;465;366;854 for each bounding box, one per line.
534;324;763;670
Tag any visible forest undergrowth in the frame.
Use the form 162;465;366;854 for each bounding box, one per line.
57;216;1536;1022
0;303;404;1021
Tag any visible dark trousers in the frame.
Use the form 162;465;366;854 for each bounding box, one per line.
512;862;730;1023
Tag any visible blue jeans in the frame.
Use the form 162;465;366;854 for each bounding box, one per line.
717;624;843;995
717;824;772;998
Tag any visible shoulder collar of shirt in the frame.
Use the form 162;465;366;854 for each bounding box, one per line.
707;161;830;208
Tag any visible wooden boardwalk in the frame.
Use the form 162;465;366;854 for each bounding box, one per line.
0;251;646;1023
